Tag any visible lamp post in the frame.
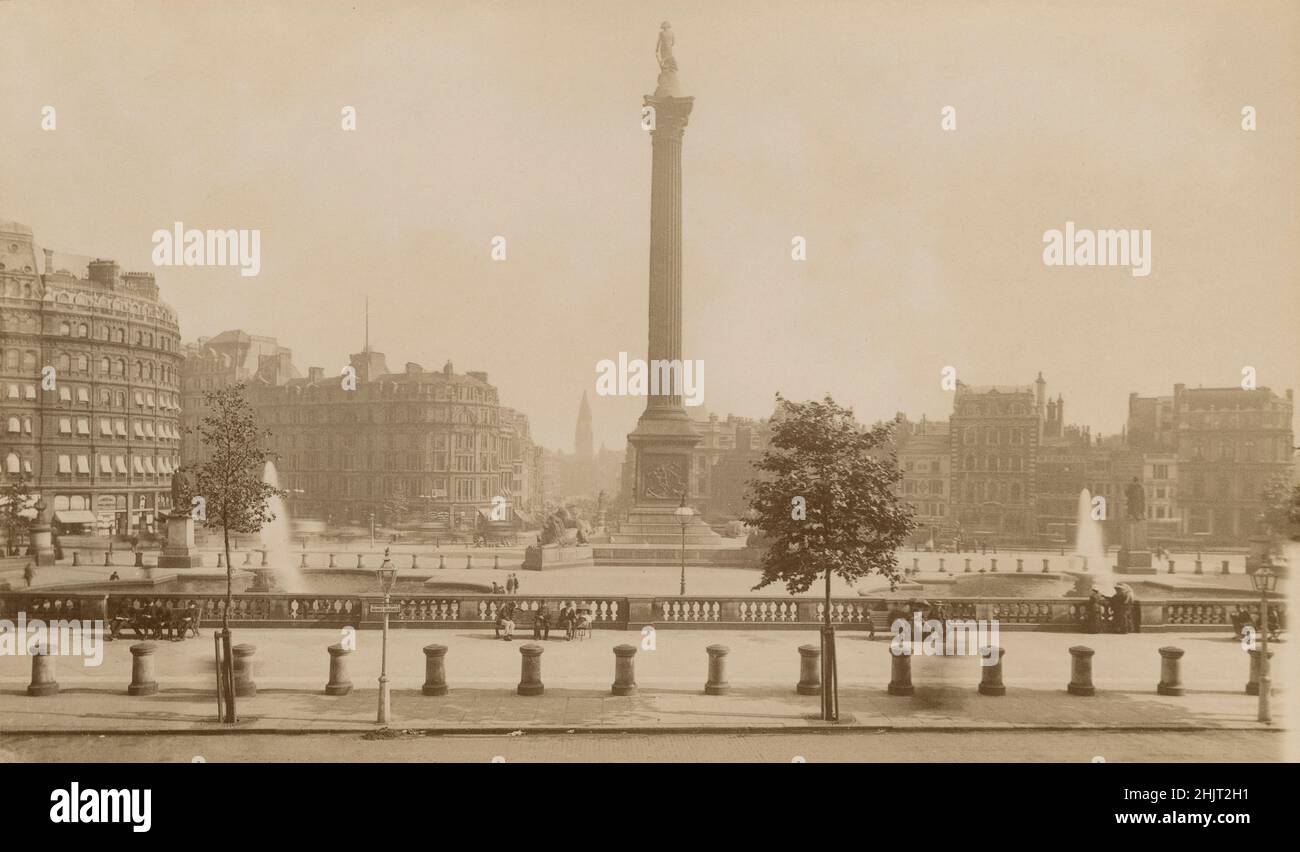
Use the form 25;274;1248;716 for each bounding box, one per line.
674;493;694;597
1250;565;1276;724
374;549;398;725
369;511;376;551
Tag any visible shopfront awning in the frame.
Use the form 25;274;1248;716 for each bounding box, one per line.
54;510;98;525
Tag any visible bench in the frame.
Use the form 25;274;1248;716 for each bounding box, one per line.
492;606;588;640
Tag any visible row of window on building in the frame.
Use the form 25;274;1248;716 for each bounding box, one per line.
2;451;179;476
4;415;180;440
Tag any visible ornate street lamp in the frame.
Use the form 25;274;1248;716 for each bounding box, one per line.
1249;565;1277;724
374;548;399;725
674;493;694;597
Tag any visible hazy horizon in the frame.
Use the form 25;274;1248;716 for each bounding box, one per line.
3;0;1297;452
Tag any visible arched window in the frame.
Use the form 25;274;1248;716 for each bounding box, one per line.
76;354;88;372
100;357;110;374
78;323;88;337
57;353;71;371
22;351;37;371
114;329;124;343
59;321;70;335
5;453;19;473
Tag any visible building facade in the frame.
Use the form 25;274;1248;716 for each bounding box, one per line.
1129;384;1295;541
180;329;299;466
947;378;1043;537
1;222;183;536
244;348;540;531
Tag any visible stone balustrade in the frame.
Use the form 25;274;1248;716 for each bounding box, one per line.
0;590;1282;634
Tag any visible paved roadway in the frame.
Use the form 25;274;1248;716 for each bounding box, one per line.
0;730;1282;763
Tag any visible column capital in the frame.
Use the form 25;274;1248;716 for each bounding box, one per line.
644;95;694;134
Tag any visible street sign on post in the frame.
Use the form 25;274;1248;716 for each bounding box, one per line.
369;603;401;615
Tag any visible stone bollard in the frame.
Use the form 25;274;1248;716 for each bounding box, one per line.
27;647;59;696
796;644;821;696
328;553;337;568
326;644;353;696
1168;559;1175;574
466;555;473;569
705;644;731;695
1016;558;1023;573
1042;558;1050;573
439;554;446;570
422;644;448;696
217;553;225;568
1194;559;1203;575
357;554;365;569
888;643;913;696
1221;560;1230;575
1157;646;1185;696
611;644;638;696
72;551;80;566
232;644;258;697
1067;646;1095;696
128;643;159;696
938;557;946;573
411;554;419;570
104;551;112;566
517;643;544;696
978;646;1006;696
964;558;972;573
990;558;998;573
134;550;144;568
260;550;269;567
1246;649;1274;696
244;551;253;565
912;557;919;574
300;552;309;568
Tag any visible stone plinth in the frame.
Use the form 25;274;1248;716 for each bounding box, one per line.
1117;519;1155;574
522;544;595;572
157;516;203;570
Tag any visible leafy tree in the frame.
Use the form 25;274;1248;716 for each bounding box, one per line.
0;474;36;557
747;394;916;719
183;384;285;723
1258;478;1300;542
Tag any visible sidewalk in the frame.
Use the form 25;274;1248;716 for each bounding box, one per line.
0;628;1288;734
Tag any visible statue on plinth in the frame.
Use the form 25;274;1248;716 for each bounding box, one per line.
653;21;681;97
1124;477;1146;521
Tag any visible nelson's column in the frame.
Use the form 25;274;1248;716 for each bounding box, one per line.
619;23;722;546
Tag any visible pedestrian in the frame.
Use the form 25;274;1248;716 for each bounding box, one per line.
109;571;120;581
505;575;515;595
559;602;577;640
23;562;35;587
1085;589;1103;634
533;602;552;641
497;600;517;641
512;573;521;594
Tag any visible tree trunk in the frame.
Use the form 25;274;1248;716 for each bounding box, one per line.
221;523;236;723
822;564;838;721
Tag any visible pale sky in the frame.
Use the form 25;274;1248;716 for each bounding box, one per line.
3;0;1297;451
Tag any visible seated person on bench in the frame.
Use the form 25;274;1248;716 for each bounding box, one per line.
533;603;552;640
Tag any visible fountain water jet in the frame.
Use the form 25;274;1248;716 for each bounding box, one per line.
247;461;303;592
1072;488;1118;596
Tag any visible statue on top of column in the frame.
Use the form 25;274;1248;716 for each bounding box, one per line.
656;21;677;72
653;21;681;98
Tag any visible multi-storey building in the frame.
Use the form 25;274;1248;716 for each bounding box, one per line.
894;416;950;541
947;376;1044;538
180;330;298;466
244;346;540;531
1;222;183;536
1128;384;1294;541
